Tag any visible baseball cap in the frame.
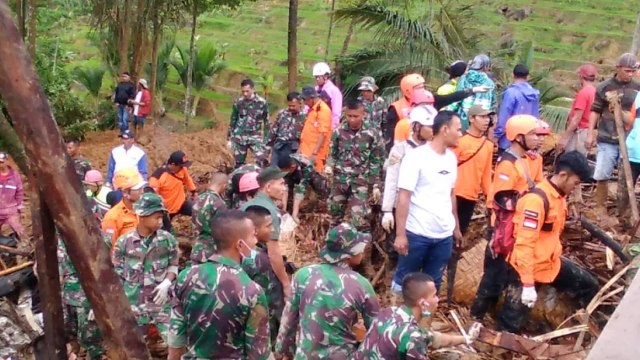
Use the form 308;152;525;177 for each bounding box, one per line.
617;53;638;68
257;166;288;187
119;130;135;139
513;64;529;78
409;105;437;126
138;79;148;88
358;76;378;92
301;86;319;99
0;152;7;163
133;193;167;216
468;105;495;117
577;64;597;79
470;54;491;70
319;223;371;263
168;151;192;167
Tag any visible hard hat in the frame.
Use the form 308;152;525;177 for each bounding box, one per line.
83;170;103;184
409;105;437;126
505;115;539;141
536;119;551;135
113;167;146;191
409;89;435;105
239;172;260;193
400;73;425;99
312;62;331;77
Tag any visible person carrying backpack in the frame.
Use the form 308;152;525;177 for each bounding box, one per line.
470;114;546;321
496;151;597;332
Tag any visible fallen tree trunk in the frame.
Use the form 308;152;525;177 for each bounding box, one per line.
580;215;630;263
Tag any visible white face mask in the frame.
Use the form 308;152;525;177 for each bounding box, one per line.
239;239;258;267
420;300;432;318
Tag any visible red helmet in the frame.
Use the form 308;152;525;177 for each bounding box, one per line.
409;89;435;105
536;119;551;135
400;73;425;99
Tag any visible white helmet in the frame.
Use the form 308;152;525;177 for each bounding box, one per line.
313;62;331;77
409;105;437;126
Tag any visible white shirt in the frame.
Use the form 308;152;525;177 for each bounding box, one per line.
133;91;143;116
397;143;457;238
111;144;146;173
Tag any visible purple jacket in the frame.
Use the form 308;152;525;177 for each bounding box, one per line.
0;167;24;217
495;81;540;149
316;79;343;129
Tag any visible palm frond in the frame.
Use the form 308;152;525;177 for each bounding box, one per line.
171;44;227;93
540;104;571;132
72;66;106;97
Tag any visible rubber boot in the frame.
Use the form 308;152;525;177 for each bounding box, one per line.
595;181;608;216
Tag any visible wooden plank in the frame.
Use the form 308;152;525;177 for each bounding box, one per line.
0;261;33;277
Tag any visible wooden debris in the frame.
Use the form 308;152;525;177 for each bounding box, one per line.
0;244;31;256
580;215;630;263
477;327;586;359
450;310;477;353
531;324;589;342
0;261;34;277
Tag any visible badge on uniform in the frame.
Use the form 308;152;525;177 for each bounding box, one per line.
523;217;538;229
498;173;509;181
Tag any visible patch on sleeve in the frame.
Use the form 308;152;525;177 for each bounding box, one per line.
389;153;402;165
523;210;539;219
105;228;115;234
498;173;510;181
523;217;539;229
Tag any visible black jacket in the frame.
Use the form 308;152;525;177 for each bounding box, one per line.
113;82;136;105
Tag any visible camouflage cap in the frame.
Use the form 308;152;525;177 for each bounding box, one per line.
133;193;167;216
319;222;372;263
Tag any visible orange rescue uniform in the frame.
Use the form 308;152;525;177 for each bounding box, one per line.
525;152;544;183
488;151;538;206
453;133;493;201
299;99;332;172
102;200;138;250
149;167;196;214
394;118;411;144
509;178;565;285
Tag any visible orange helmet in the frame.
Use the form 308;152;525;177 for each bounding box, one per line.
113;168;145;190
400;73;425;99
506;115;539;141
536;119;551;135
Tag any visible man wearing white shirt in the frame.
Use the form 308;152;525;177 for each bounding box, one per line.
392;111;463;295
106;130;149;187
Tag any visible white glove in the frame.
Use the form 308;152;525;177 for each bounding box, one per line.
87;310;95;321
472;85;490;93
381;212;394;232
521;286;537;308
226;141;234;151
372;187;381;204
467;322;483;343
324;166;333;177
152;278;172;305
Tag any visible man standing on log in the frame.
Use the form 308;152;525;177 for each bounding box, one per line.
586;53;640;213
275;223;380;360
496;151;598;332
112;193;179;343
325;100;385;232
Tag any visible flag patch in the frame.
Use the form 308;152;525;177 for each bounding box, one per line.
498;173;509;181
524;210;539;219
523;217;538;229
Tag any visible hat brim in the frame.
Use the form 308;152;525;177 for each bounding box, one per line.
136;207;167;216
131;181;147;190
181;161;192;168
471;110;495;117
358;85;377;92
319;232;372;263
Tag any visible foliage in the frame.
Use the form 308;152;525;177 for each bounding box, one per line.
96;100;118;130
257;72;282;102
145;40;175;91
72;66;106;97
87;28;125;78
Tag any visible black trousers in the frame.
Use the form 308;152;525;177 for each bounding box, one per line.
162;200;193;232
456;196;477;235
469;242;509;320
630;161;640;187
496;257;598;332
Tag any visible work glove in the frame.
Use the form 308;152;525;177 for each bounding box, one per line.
371;187;381;204
521;286;537;308
226;141;234;151
87;310;95;321
152;278;172;305
472;85;490;93
381;212;395;232
324;165;333;177
467;322;483;343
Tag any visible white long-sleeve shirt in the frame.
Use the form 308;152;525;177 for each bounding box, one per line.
381;139;420;212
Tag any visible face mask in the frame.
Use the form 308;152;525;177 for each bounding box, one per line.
239;239;258;267
420;301;432;318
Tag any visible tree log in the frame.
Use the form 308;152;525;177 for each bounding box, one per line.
580;215;630;263
0;3;150;359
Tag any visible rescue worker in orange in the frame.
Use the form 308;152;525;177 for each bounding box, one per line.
149;151;197;232
102;168;146;250
299;86;332;172
524;119;551;184
393;89;435;144
470;114;545;321
384;73;489;152
497;151;597;332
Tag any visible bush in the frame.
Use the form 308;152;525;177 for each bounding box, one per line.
96;101;118;130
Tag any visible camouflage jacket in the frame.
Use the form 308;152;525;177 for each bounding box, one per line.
112;228;179;323
287;153;317;200
228;94;269;140
191;189;227;264
358;95;387;130
356;306;432;360
225;164;262;209
73;156;92;182
168;254;270;360
58;239;89;308
275;262;380;360
327;122;385;187
269;109;306;145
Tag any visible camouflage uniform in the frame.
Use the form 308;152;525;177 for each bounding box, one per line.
356;306;433;359
190;189;227;264
241;243;285;345
112;195;179;342
358;95;387;132
168;254;270;359
225;164;262;209
228;94;270;167
58;240;104;359
73;156;92;181
327;122;385;231
275;223;379;359
286;153;328;201
269;109;306;165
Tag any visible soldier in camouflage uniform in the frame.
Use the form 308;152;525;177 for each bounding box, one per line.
227;79;270;168
269;92;306;166
325;100;385;232
278;153;327;221
168;210;269;360
225;163;262;208
65;138;92;181
356;272;477;359
112;193;179;342
275;223;380;360
191;172;228;264
357;77;387;132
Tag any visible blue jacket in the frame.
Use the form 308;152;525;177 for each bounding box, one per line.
495;82;540;150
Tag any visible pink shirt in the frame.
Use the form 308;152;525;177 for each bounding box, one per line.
569;84;595;129
316;79;343;128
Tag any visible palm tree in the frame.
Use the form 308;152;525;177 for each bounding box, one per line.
171;43;226;117
72;66;106;98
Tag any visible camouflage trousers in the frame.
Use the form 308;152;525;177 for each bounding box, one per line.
136;303;171;343
64;304;104;359
328;180;370;232
232;137;269;168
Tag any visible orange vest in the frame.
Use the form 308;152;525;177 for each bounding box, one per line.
391;98;411;120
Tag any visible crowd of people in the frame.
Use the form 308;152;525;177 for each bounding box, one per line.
2;51;640;359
